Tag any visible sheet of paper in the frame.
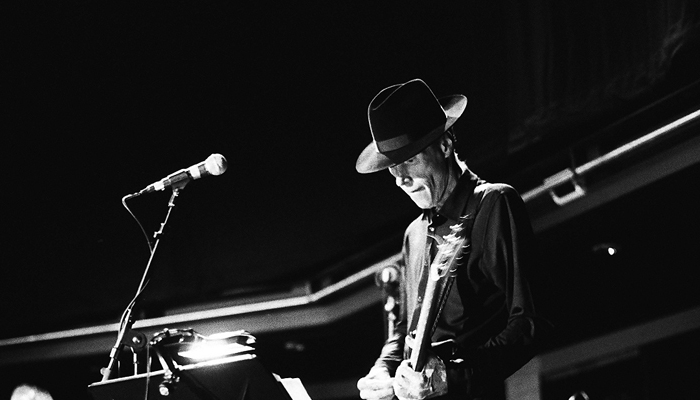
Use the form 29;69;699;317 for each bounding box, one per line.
279;377;313;400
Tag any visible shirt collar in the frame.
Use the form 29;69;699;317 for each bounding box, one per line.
435;169;481;222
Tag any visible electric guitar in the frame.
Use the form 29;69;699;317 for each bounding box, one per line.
408;221;469;372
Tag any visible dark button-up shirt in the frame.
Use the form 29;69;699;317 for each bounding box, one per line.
375;170;551;399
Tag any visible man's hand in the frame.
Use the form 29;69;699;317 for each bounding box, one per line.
357;366;395;400
392;355;448;400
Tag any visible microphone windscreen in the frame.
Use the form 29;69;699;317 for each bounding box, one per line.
205;154;228;176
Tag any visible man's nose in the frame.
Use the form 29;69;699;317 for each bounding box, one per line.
390;164;412;186
395;174;412;187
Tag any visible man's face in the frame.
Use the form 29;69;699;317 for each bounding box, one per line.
388;144;448;209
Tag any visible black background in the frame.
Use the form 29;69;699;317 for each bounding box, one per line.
3;1;700;399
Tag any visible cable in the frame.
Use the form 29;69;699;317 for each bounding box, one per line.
121;195;154;255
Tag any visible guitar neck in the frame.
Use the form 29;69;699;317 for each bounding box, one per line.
408;277;438;372
407;223;468;372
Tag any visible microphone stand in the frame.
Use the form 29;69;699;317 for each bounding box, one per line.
101;183;187;382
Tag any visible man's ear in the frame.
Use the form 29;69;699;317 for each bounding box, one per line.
439;134;454;158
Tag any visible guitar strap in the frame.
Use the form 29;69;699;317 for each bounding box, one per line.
426;182;483;338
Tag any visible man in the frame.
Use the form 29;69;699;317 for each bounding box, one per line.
355;79;551;400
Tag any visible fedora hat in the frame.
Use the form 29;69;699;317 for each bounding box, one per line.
355;78;467;174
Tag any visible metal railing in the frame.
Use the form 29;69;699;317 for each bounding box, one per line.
522;108;700;206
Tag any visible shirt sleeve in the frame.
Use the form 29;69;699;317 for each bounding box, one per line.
452;185;552;383
373;248;408;374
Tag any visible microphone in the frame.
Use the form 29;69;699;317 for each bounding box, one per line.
130;153;228;198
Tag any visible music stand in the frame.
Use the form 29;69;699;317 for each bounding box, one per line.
87;355;293;400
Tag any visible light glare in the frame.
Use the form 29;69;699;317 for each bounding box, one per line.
179;342;255;360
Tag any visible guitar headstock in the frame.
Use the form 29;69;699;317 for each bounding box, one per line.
429;222;468;281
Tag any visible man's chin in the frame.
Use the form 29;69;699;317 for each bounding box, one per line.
409;197;433;209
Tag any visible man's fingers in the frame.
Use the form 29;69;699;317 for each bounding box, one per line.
358;377;394;390
359;386;394;400
358;376;395;400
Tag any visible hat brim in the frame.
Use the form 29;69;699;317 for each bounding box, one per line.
356;94;467;174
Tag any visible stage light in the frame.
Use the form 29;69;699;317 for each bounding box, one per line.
179;340;255;360
178;330;256;361
151;328;257;366
592;243;619;256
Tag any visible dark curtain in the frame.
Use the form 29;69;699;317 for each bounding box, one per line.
503;0;700;155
